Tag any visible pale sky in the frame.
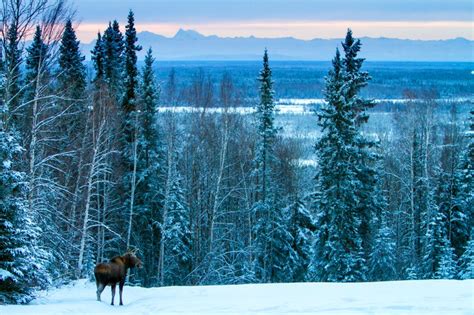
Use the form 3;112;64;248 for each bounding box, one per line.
73;0;473;42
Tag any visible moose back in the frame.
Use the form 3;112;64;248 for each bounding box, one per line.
94;250;142;305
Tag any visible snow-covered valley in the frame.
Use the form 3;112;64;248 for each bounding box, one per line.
1;279;472;314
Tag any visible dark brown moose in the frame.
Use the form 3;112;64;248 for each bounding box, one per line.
94;249;143;305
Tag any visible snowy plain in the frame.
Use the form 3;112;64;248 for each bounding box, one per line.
1;279;472;315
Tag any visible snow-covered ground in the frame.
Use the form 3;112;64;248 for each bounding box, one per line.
155;97;473;116
1;279;472;314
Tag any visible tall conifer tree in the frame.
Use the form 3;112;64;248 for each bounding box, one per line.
312;30;379;282
91;32;105;84
0;45;50;304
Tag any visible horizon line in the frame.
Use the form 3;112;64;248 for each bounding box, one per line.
75;20;474;43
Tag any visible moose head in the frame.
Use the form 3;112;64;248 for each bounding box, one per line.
124;248;143;269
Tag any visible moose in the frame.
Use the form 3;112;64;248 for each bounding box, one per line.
94;249;143;305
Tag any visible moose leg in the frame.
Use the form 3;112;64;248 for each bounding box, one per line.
119;280;125;305
96;282;105;301
111;284;116;305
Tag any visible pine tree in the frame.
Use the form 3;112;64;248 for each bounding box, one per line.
435;237;457;279
24;26;49;105
91;32;105;84
122;10;142;117
270;206;298;283
134;48;165;286
422;207;446;278
287;200;315;282
3;20;22;123
312;31;376;282
342;29;380;258
103;20;124;98
369;217;397;281
436;171;469;259
457;231;473;279
252;49;280;282
57;19;87;153
121;10;143;250
458;110;474;244
0;67;49;304
255;48;277;203
163;175;192;286
58;20;86;100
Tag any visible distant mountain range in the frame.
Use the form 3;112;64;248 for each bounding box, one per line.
81;29;474;61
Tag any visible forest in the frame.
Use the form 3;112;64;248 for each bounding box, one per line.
0;0;472;304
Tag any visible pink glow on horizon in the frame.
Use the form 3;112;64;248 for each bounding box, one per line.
75;20;473;43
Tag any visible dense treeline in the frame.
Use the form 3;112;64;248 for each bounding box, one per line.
0;0;472;304
141;61;474;102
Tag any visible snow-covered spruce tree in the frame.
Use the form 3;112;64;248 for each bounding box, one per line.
369;216;397;281
436;171;469;260
55;19;88;278
122;10;142;120
103;20;124;99
311;43;367;282
254;48;277;204
58;20;86;101
252;49;281;282
422;206;446;278
57;19;87;183
435;236;457;279
458;230;473;279
287;200;315;282
134;48;166;286
91;32;105;84
269;206;298;283
23;25;49;131
341;29;382;259
459;110;474;238
0;55;49;304
119;10;143;250
163;175;193;286
3;20;22;124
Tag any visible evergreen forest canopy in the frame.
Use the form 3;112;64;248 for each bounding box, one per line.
0;0;472;304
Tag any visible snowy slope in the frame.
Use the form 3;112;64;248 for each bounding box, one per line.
1;279;472;315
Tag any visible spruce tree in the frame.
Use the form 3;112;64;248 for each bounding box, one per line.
4;21;22;123
58;20;86;100
91;32;105;84
0;61;49;304
163;175;192;286
312;31;377;281
435;237;457;279
24;26;49;104
436;171;469;259
287;200;315;282
369;217;397;281
458;110;474;242
255;48;277;203
342;29;381;258
103;20;124;98
122;10;142;117
270;206;298;283
458;230;474;279
422;207;446;278
22;25;49;140
121;10;142;250
57;20;87;151
135;48;165;285
252;49;279;282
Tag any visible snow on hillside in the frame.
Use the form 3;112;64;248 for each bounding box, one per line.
1;279;472;315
